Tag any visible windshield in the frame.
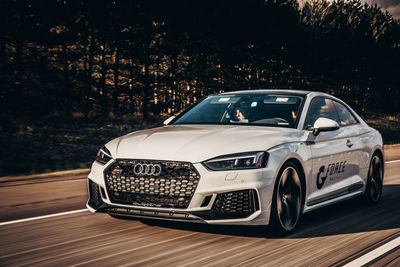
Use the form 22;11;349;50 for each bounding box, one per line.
173;93;304;128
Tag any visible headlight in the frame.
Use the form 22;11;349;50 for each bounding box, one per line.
96;146;112;165
203;151;268;171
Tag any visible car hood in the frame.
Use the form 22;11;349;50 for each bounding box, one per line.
106;124;306;163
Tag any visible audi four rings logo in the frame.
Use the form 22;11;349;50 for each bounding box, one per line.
134;163;162;176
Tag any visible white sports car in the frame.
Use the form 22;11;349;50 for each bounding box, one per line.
87;90;384;234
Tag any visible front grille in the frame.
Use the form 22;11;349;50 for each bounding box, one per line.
104;160;200;209
211;189;259;219
88;179;103;209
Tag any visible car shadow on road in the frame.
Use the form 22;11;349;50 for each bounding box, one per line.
135;184;400;239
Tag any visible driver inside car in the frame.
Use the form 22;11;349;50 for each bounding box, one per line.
233;103;250;123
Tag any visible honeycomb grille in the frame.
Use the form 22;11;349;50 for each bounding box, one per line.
211;189;259;219
104;160;200;209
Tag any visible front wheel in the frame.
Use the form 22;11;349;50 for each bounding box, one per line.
363;154;383;205
269;162;303;235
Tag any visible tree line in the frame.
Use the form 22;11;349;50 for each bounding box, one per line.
1;0;399;126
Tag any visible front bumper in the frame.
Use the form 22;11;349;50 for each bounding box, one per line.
87;160;276;225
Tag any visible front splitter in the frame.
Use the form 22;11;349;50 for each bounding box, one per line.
99;205;206;223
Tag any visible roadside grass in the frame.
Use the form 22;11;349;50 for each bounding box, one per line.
1;116;164;176
361;112;400;145
1;112;399;176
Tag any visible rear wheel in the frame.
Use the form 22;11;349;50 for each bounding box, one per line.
363;153;383;205
270;162;303;235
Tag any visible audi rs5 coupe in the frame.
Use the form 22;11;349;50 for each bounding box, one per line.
87;90;384;234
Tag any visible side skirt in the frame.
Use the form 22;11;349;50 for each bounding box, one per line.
305;183;364;208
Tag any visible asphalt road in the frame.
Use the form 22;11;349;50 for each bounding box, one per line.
0;149;399;266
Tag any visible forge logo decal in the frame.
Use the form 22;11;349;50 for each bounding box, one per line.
316;161;347;189
316;166;327;189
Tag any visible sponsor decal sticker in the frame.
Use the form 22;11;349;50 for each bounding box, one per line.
276;97;288;102
317;161;346;189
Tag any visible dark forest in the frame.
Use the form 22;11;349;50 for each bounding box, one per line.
1;0;399;175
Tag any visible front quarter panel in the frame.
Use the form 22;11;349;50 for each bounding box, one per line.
266;141;313;214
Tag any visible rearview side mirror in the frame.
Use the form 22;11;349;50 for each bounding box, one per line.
312;117;339;136
163;116;176;125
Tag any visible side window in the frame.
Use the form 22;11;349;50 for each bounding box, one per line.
304;98;340;129
334;101;358;126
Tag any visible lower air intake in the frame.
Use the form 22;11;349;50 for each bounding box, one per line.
211;189;259;219
88;179;103;209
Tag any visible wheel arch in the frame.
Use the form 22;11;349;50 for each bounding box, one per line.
267;143;311;214
268;156;308;233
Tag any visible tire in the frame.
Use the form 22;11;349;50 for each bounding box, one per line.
363;153;383;205
269;161;304;235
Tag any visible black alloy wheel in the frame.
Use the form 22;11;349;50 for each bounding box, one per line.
364;154;383;204
270;162;303;235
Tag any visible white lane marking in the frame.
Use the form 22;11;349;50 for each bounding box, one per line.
343;236;400;267
0;209;88;226
386;159;400;164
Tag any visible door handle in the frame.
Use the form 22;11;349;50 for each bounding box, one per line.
346;140;353;148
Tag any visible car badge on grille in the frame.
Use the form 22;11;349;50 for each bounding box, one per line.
112;167;123;174
133;163;162;176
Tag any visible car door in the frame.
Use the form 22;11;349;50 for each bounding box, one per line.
304;97;358;206
332;100;366;186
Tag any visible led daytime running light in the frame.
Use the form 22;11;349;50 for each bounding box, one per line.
203;152;268;171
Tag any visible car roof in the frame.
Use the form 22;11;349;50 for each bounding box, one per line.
218;89;337;98
219;89;312;96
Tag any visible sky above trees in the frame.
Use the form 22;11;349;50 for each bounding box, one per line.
319;0;400;18
362;0;399;18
